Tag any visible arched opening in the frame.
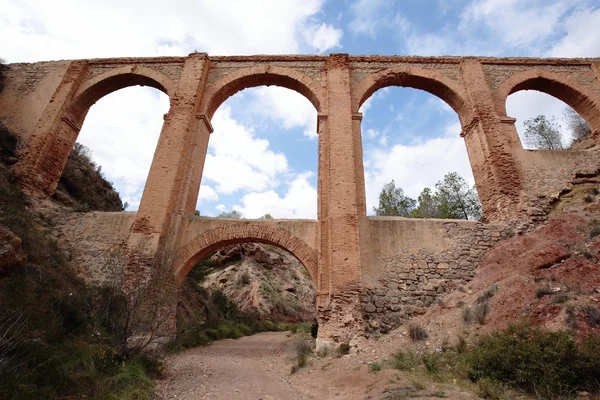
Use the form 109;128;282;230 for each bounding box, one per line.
172;225;318;345
195;70;321;219
357;82;482;221
58;86;170;211
503;75;597;151
30;70;173;205
174;224;318;284
203;67;322;120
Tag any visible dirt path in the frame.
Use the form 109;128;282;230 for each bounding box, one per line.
156;332;482;400
156;332;308;399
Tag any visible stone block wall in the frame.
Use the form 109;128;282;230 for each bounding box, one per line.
55;211;137;285
361;218;513;332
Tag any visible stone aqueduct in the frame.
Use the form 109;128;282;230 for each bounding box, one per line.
1;53;600;342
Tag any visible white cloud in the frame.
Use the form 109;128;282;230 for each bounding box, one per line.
0;0;341;62
233;172;317;219
251;87;318;139
549;5;600;57
203;105;289;194
302;22;343;53
365;128;380;140
459;0;574;49
76;87;169;210
197;185;219;204
348;0;409;38
444;122;462;137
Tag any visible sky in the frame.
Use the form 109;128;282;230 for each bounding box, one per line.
1;0;599;218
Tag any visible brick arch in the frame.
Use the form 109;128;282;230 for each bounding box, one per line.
173;224;318;286
352;66;471;125
69;66;174;120
496;69;600;134
202;65;324;119
23;66;174;195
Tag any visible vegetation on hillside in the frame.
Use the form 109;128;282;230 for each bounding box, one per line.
373;172;482;220
0;128;157;399
376;322;600;399
56;142;126;212
168;251;317;352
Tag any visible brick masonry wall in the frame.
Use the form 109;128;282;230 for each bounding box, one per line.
0;61;70;144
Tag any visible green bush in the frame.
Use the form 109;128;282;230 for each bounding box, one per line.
466;323;600;398
422;353;441;374
258;320;276;332
391;350;418;371
369;362;382;372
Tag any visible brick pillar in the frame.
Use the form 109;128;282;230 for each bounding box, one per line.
126;53;210;289
131;54;210;241
316;54;365;348
316;112;330;308
589;62;600;135
460;60;523;222
14;61;89;194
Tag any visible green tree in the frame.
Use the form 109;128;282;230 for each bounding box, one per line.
563;106;591;141
194;209;201;216
260;213;273;219
411;187;439;218
218;210;242;219
434;172;482;220
523;115;564;150
373;180;416;217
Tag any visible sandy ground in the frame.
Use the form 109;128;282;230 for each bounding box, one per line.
155;332;482;400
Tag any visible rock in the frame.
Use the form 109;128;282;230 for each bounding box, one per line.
364;303;376;313
0;224;26;270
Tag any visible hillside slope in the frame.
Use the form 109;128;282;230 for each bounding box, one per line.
200;243;316;323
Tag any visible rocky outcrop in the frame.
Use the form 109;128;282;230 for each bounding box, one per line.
202;243;316;323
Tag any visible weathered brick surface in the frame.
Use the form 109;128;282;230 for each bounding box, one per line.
3;53;600;342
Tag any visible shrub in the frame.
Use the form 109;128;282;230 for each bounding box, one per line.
290;336;312;373
462;307;474;326
476;284;498;304
408;323;428;341
585;305;600;327
476;378;515;400
422;353;441;374
566;304;579;330
552;294;569;304
590;219;600;239
474;299;490;324
337;342;351;356
368;362;382;372
466;322;600;399
258;320;276;332
391;350;418;371
536;286;554;298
